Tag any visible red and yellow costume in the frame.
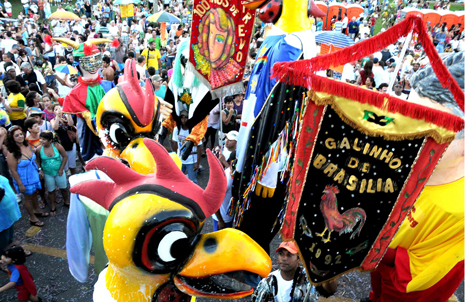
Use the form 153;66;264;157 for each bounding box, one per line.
369;178;464;302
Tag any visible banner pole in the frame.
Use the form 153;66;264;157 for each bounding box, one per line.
389;30;412;91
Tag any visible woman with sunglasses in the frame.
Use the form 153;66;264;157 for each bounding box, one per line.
6;126;48;227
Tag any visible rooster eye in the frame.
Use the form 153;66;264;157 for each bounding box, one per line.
134;219;197;274
158;231;188;263
109;123;131;146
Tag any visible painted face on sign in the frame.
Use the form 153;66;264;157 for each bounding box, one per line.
209;25;227;62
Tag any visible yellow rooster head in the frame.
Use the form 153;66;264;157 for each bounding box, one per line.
71;139;272;301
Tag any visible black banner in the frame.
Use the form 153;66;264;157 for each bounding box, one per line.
295;107;424;283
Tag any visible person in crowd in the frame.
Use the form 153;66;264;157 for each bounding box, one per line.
41;94;55;122
377;83;389;93
348;17;359;40
171;110;202;184
363;76;376;90
25;92;44;115
2;66;27;95
24;117;41;150
372;58;388;88
36;131;70;215
342;61;357;83
342;13;349;35
222;96;237;134
389;81;407;100
204;104;220;152
28;108;52;132
166;39;177;70
6;126;48;227
50;104;81;175
0;246;40;301
315;17;323;32
356;60;374;86
4;81;27;128
212;130;237;231
151;75;167;99
21;62;47;94
102;56;115;81
252;241;337;301
0;174;20;254
0;53;21;76
136;55;147;82
141;40;161;73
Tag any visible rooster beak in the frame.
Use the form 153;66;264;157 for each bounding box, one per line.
120;137;182;174
241;0;269;9
174;229;272;299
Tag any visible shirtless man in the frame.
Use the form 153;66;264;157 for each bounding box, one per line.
102;56;114;81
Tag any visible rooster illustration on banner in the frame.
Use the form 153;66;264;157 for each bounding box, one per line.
316;185;366;243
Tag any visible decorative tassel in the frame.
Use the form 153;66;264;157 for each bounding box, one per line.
303;76;464;132
83;43;97;56
271;15;464;114
44;35;53;46
111;38;120;48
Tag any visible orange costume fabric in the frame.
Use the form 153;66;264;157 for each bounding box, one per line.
162;115;209;145
369;178;464;302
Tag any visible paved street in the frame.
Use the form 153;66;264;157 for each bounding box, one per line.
0;154;464;302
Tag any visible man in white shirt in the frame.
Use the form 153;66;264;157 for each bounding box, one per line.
342;13;348;35
108;21;119;36
341;61;356;83
136;55;147;82
372;58;389;88
0;54;21;76
171;110;202;184
1;32;18;54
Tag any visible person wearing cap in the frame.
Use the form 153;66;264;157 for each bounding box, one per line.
28;107;52;132
151;75;167;99
212;130;238;231
252;241;337;302
171;110;203;184
389;81;407;100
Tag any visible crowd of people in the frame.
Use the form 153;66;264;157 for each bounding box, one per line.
0;0;464;300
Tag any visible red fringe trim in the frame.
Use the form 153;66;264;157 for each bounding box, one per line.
271;15;465;115
308;75;464;133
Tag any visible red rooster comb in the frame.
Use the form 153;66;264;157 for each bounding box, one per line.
112;38;120;48
70;139;227;220
324;185;340;194
44;35;53;46
117;59;155;127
